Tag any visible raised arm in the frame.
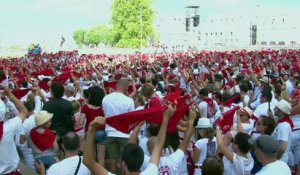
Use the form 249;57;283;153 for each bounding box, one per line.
2;86;27;122
128;121;145;144
150;106;174;165
178;109;196;153
83;116;108;175
216;125;234;162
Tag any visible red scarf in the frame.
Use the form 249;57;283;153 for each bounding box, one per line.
203;98;214;108
0;121;3;142
30;128;56;152
278;117;294;129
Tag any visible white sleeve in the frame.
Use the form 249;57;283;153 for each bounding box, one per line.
140;154;151;171
167;149;185;167
276;123;292;142
34;96;42;113
250;98;261;110
233;153;244;174
141;163;159;175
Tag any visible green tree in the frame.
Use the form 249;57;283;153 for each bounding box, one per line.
111;0;155;48
73;29;86;46
84;25;113;46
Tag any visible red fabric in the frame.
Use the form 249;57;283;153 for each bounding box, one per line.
145;95;162;109
29;128;56;152
106;106;167;133
222;94;240;107
203;98;214;109
0;121;3;142
215;106;240;134
167;102;193;133
168;74;177;80
164;90;182;102
103;81;117;90
39;81;50;91
278;116;294;129
11;89;31;99
176;94;190;108
81;104;104;131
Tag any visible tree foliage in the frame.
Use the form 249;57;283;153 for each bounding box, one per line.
111;0;155;48
72;0;155;48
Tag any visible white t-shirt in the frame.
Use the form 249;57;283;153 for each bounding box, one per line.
224;152;254;175
21;114;36;135
47;156;91;175
0;117;22;174
102;92;135;138
108;163;159;175
256;160;291;175
272;122;292;163
142;149;185;175
194;137;217;175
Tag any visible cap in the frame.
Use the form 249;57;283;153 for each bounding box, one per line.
35;111;53;127
195;118;211;129
248;135;279;155
276;99;291;115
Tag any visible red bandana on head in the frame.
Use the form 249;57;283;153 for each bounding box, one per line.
30;128;56;151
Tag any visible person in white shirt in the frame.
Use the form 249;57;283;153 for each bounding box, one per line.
35;132;91;175
193;118;217;175
216;125;254;175
272;99;293;164
83;105;174;175
252;88;275;120
102;79;135;173
141;109;196;175
0;86;28;174
249;134;291;175
197;88;219;121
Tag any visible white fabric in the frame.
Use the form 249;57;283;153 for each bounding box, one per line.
142;149;185;175
286;79;294;96
47;156;91;175
272;122;292;163
224;152;254;175
253;102;275;118
194;137;217;175
102;92;135;138
243;94;250;107
256;160;291;175
0;117;22;174
108;163;159;175
139;137;150;156
230;85;240;96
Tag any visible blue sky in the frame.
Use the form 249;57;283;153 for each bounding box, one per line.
0;0;299;47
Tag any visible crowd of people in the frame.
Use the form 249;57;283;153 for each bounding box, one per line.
0;49;300;175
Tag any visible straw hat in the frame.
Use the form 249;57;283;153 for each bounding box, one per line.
276;99;291;115
195;118;211;129
259;76;270;84
35;111;53;127
241;107;253;118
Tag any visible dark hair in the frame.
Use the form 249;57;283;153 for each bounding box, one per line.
140;77;146;84
233;132;251;154
22;80;28;88
260;117;276;135
141;84;154;99
135;94;145;106
88;86;105;107
165;132;180;151
201;156;224;175
239;82;249;93
24;101;35;112
83;89;89;99
261;88;273;102
62;132;80;151
51;81;64;99
170;63;176;70
199;128;215;142
121;144;144;172
147;123;160;137
199;88;209;97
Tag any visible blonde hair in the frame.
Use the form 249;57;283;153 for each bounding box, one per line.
71;100;81;113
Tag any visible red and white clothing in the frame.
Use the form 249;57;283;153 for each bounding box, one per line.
0;117;22;174
102;92;135;138
108;163;159;175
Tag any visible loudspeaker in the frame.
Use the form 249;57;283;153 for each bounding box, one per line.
193;15;200;27
186;18;190;32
